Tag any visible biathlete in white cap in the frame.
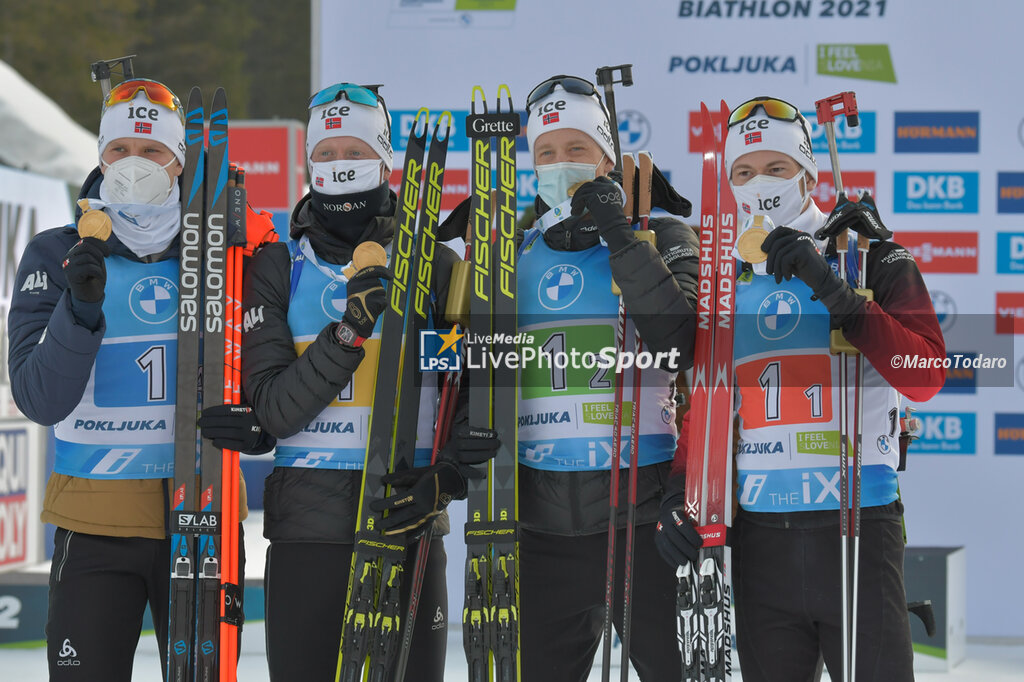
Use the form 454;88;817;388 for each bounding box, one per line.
239;82;499;681
659;96;946;682
7;76;275;680
516;74;701;681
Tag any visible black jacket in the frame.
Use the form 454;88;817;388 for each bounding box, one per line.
242;193;459;543
520;209;700;536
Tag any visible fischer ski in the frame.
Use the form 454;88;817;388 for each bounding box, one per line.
462;84;521;682
679;100;736;682
337;109;452;682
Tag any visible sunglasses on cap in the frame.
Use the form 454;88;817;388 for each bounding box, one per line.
103;79;184;123
526;75;599;112
727;97;801;127
308;82;384;109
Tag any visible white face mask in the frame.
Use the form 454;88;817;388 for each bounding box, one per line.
731;171;809;228
310;159;385;195
535;161;598;210
100;156;176;205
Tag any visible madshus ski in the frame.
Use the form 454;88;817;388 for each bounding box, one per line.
337;109;452;682
462;84;521;682
168;86;243;682
679;100;736;682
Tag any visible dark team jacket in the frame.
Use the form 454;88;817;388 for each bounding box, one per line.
673;238;946;530
242;193;459;544
7;168;252;538
520;210;701;536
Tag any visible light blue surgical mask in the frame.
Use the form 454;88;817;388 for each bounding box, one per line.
535;161;598;210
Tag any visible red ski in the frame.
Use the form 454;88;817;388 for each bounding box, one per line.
678;100;736;682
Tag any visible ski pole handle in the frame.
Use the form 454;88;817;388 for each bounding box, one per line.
814;91;859;202
595;64;633;172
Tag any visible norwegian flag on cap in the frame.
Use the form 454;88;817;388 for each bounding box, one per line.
325;117;342;130
542;112;559;125
744;131;762;145
135;121;153;134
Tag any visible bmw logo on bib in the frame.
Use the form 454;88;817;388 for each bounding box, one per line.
321;281;347;321
129;276;178;324
757;290;801;341
539;264;584;311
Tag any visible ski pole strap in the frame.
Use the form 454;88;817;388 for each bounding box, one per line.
464;519;519;546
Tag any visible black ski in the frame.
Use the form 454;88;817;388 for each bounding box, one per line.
463;84;521;682
195;86;230;682
463;86;495;682
391;111;453;682
168;86;205;682
337;109;430;682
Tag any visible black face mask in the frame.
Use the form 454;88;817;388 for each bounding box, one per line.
309;182;391;243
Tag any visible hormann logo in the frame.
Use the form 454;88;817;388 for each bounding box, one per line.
894;112;979;153
997;172;1024;214
995;413;1024;455
940;353;977;395
668;54;797;74
897;232;978;274
817;44;896;83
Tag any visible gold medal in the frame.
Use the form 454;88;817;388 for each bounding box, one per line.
77;209;112;241
343;241;387;278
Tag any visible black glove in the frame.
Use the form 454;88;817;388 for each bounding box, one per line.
440;424;501;465
654;475;703;567
62;237;110;303
761;226;844;297
369;425;499;535
199;404;276;455
341;264;393;339
815;191;892;243
570;176;633;252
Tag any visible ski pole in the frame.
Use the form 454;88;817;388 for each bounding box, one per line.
594;64;633;173
814;90;861;682
600;152;635;682
619;150;654;681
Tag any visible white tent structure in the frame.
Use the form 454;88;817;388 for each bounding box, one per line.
0;59;98;185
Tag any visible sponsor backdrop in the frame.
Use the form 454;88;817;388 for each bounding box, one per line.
0;166;68;573
314;1;1024;637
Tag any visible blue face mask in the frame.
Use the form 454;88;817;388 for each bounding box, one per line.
535;161;598;210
